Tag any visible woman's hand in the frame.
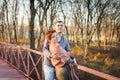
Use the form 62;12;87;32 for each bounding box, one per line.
49;43;60;54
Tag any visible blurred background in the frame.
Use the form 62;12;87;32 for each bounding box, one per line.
0;0;120;80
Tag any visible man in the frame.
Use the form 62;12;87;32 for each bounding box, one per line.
43;21;71;80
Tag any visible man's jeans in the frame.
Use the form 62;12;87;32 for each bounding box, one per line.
44;65;55;80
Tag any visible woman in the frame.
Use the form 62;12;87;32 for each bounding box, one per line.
45;30;75;67
45;30;76;80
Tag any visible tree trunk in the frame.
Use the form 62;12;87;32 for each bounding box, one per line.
1;25;5;41
37;21;44;49
29;0;36;49
13;0;18;43
37;9;46;49
104;24;107;50
4;0;12;43
13;21;17;43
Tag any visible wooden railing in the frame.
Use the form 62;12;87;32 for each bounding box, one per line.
76;65;120;80
0;42;44;80
0;42;120;80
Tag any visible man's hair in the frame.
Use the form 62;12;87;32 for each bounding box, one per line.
45;30;56;42
56;21;63;24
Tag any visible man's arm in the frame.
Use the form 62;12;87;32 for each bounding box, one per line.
43;39;51;58
65;39;70;55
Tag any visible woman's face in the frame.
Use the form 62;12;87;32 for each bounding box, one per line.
51;32;59;43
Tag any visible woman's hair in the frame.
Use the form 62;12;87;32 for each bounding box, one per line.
45;30;56;42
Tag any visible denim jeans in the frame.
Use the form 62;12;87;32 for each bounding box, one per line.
44;65;55;80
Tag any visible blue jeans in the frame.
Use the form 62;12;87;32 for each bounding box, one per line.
44;65;55;80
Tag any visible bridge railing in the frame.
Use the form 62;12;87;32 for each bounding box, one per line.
0;42;120;80
0;42;44;80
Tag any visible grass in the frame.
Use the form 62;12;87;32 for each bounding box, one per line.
70;42;120;79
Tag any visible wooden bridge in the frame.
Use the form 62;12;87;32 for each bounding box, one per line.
0;42;120;80
0;59;26;80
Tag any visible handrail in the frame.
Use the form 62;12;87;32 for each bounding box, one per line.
76;65;120;80
0;42;44;80
0;42;120;80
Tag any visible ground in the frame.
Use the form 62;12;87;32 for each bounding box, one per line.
70;42;120;80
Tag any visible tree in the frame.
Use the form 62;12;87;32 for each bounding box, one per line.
4;0;12;43
37;0;55;49
29;0;36;49
11;0;19;43
49;0;59;29
0;2;5;41
95;0;111;49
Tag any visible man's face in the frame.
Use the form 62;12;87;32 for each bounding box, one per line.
55;22;64;33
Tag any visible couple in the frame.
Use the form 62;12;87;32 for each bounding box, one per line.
43;21;77;80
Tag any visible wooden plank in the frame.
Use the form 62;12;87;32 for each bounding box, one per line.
0;59;27;80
